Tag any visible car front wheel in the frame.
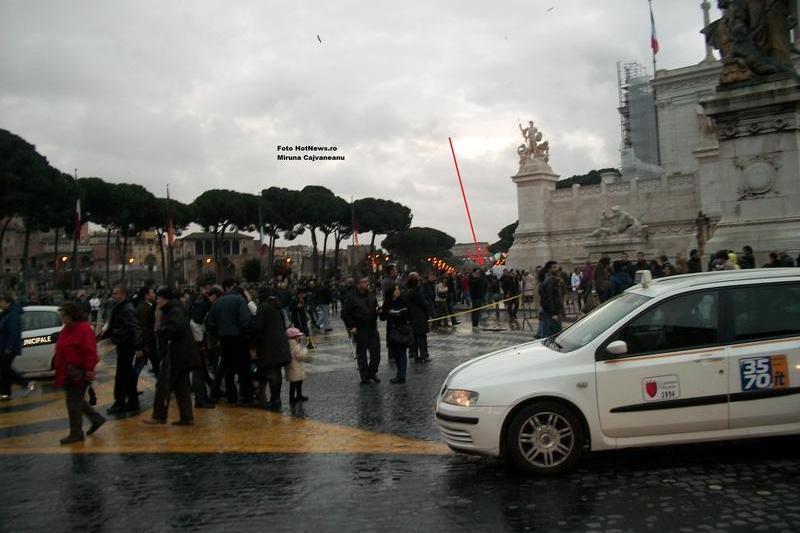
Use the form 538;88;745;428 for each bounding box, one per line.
505;401;584;475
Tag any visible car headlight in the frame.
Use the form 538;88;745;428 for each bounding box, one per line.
441;389;479;407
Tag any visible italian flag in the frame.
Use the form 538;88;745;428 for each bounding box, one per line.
650;1;659;55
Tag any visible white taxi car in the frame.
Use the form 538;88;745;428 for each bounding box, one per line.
14;306;62;376
436;268;800;474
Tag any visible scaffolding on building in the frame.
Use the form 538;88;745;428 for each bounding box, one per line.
617;61;648;151
617;61;659;169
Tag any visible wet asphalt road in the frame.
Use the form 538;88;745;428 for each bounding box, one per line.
1;313;800;532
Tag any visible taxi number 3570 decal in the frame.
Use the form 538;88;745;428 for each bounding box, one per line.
739;355;789;392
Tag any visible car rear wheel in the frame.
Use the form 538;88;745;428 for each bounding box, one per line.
505;401;584;475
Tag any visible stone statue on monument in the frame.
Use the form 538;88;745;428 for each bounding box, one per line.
517;120;551;171
590;206;646;239
702;0;797;85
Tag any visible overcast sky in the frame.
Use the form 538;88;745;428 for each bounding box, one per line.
0;0;719;246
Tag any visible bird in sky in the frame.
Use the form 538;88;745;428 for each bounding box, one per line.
546;7;554;12
317;34;322;43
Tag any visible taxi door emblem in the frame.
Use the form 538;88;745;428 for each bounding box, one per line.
645;381;658;398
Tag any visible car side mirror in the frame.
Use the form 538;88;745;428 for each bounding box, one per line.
606;340;628;356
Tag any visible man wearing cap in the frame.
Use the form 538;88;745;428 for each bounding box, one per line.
342;277;381;384
143;287;197;426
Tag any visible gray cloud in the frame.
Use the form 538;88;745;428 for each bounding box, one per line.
0;0;718;245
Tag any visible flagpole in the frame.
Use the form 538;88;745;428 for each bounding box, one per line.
166;184;175;287
649;0;662;166
649;0;657;74
71;169;81;290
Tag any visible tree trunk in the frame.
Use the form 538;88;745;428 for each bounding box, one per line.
214;224;229;282
310;228;319;278
370;232;377;252
268;233;276;280
334;234;343;279
0;217;11;267
120;231;129;284
21;216;32;293
105;227;112;289
52;227;60;286
321;231;330;279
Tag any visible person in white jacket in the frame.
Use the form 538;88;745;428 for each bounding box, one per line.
285;327;310;404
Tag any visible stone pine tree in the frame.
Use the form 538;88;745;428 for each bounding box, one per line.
192;189;253;281
381;227;456;270
110;183;157;284
353;198;412;251
297;185;338;278
260;187;302;280
79;177;123;289
0;129;64;290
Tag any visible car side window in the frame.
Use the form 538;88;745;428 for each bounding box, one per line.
21;311;61;331
607;291;719;356
730;283;800;342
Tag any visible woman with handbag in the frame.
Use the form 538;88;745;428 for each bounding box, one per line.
54;301;105;444
381;285;412;384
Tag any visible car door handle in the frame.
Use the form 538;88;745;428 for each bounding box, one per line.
692;357;724;363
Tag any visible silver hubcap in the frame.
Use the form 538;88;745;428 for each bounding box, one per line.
517;411;574;468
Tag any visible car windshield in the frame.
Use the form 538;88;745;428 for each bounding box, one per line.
545;292;651;352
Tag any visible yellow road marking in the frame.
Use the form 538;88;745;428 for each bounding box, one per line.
0;375;449;455
0;404;449;455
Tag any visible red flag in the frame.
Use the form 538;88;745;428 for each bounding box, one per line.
650;1;659;55
74;198;81;241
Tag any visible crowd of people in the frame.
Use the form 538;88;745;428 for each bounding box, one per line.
0;244;797;444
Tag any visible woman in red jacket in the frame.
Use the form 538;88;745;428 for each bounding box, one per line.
55;301;105;444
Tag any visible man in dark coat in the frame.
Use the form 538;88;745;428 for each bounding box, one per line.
405;273;432;363
205;281;253;404
253;288;292;409
687;249;703;273
99;285;142;414
144;287;197;425
739;246;756;269
500;270;521;321
609;261;633;297
341;277;381;384
0;295;32;399
540;262;565;337
468;269;487;329
134;286;158;378
190;286;218;408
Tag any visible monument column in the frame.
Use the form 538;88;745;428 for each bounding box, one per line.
701;2;800;259
506;121;560;270
701;1;715;63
